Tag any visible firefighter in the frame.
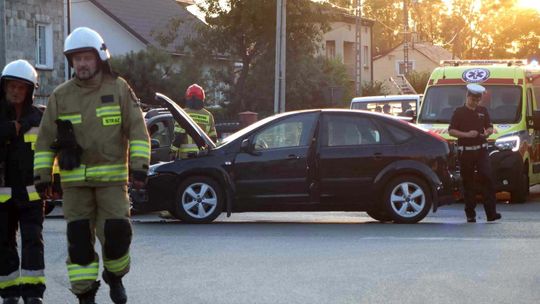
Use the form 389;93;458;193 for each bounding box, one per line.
0;60;45;304
170;84;217;159
34;27;150;304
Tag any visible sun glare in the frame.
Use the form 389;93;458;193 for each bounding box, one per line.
516;0;540;11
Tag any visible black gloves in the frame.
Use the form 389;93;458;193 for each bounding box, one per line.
50;119;83;170
35;181;52;200
130;170;147;190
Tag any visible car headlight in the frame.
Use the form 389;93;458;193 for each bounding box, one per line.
494;135;520;152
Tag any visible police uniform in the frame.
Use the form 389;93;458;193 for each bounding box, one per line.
0;60;45;304
33;27;150;304
449;84;501;222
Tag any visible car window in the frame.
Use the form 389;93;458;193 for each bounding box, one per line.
383;123;413;143
322;114;382;146
253;113;317;150
149;120;172;147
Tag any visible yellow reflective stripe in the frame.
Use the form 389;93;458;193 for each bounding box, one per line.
58;114;82;124
68;262;99;282
170;145;179;152
34;151;55;170
96;105;121;117
24;127;39;150
26;186;40;201
20;270;45;285
102;116;121;126
0;187;11;203
86;164;128;182
189;113;210;124
130;140;150;159
104;254;130;273
0;270;20;289
60;166;86;182
174;126;185;133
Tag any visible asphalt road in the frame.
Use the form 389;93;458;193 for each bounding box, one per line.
40;187;540;304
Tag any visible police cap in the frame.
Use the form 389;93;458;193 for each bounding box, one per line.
466;83;485;97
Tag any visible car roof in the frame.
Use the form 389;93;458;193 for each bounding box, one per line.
351;95;421;103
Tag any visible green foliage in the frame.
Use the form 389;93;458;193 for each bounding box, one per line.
110;47;204;106
361;80;390;97
405;70;431;95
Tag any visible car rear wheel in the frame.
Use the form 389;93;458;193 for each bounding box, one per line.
171;176;224;223
382;175;432;224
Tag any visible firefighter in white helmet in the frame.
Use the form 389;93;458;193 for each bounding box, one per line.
34;27;150;304
0;60;45;304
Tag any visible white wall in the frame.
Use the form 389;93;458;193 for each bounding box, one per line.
71;1;146;56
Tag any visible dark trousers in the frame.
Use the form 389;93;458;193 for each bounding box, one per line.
459;149;498;218
0;191;45;299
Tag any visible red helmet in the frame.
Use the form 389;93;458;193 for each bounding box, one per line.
185;84;205;101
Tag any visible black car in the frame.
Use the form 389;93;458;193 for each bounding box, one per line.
131;93;455;224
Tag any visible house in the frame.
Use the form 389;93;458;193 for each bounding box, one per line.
320;10;374;87
0;0;67;104
373;41;455;94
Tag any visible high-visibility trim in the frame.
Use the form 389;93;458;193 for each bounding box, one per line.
130;140;150;159
0;270;20;289
170;145;179;152
26;185;40;201
188;113;210;124
20;269;45;285
34;151;55;170
174;126;185;133
102;115;121;126
179;147;199;153
58;114;82;124
60;166;86;182
96;105;121;117
24;127;40;150
86;164;128;182
0;187;11;203
104;254;130;273
68;262;99;282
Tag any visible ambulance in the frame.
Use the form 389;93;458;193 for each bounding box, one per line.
417;59;540;203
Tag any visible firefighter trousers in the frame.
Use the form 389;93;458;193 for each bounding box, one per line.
0;192;45;299
62;185;132;295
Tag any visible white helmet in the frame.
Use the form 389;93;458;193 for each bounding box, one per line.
1;59;38;88
64;27;110;62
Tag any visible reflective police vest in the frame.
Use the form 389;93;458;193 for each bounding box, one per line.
0;127;40;203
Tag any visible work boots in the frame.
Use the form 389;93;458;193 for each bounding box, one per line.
77;281;100;304
2;297;19;304
102;270;127;304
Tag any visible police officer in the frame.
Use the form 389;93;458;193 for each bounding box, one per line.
170;84;217;159
34;27;150;304
448;83;501;223
0;60;45;304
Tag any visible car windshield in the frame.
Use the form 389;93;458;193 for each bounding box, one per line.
418;85;522;124
351;100;417;117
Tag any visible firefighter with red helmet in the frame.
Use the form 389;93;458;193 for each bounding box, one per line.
170;84;217;159
0;60;45;304
34;27;150;304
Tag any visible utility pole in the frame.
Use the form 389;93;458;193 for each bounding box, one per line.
403;0;409;75
274;0;286;114
354;0;362;96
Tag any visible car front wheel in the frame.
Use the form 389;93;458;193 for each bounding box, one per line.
171;176;224;223
382;175;432;224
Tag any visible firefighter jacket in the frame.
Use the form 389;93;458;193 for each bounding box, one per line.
171;107;217;159
34;71;150;188
0;98;42;203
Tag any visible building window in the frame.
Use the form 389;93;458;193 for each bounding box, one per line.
326;41;336;59
363;45;369;68
397;61;414;75
36;24;53;69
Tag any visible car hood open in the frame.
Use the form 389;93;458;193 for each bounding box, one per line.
155;92;216;149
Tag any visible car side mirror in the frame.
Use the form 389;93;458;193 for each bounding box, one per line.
241;138;260;156
151;139;160;149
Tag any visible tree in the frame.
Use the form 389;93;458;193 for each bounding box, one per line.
191;0;352;116
110;47;203;106
405;70;431;94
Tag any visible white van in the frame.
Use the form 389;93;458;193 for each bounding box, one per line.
350;94;422;118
